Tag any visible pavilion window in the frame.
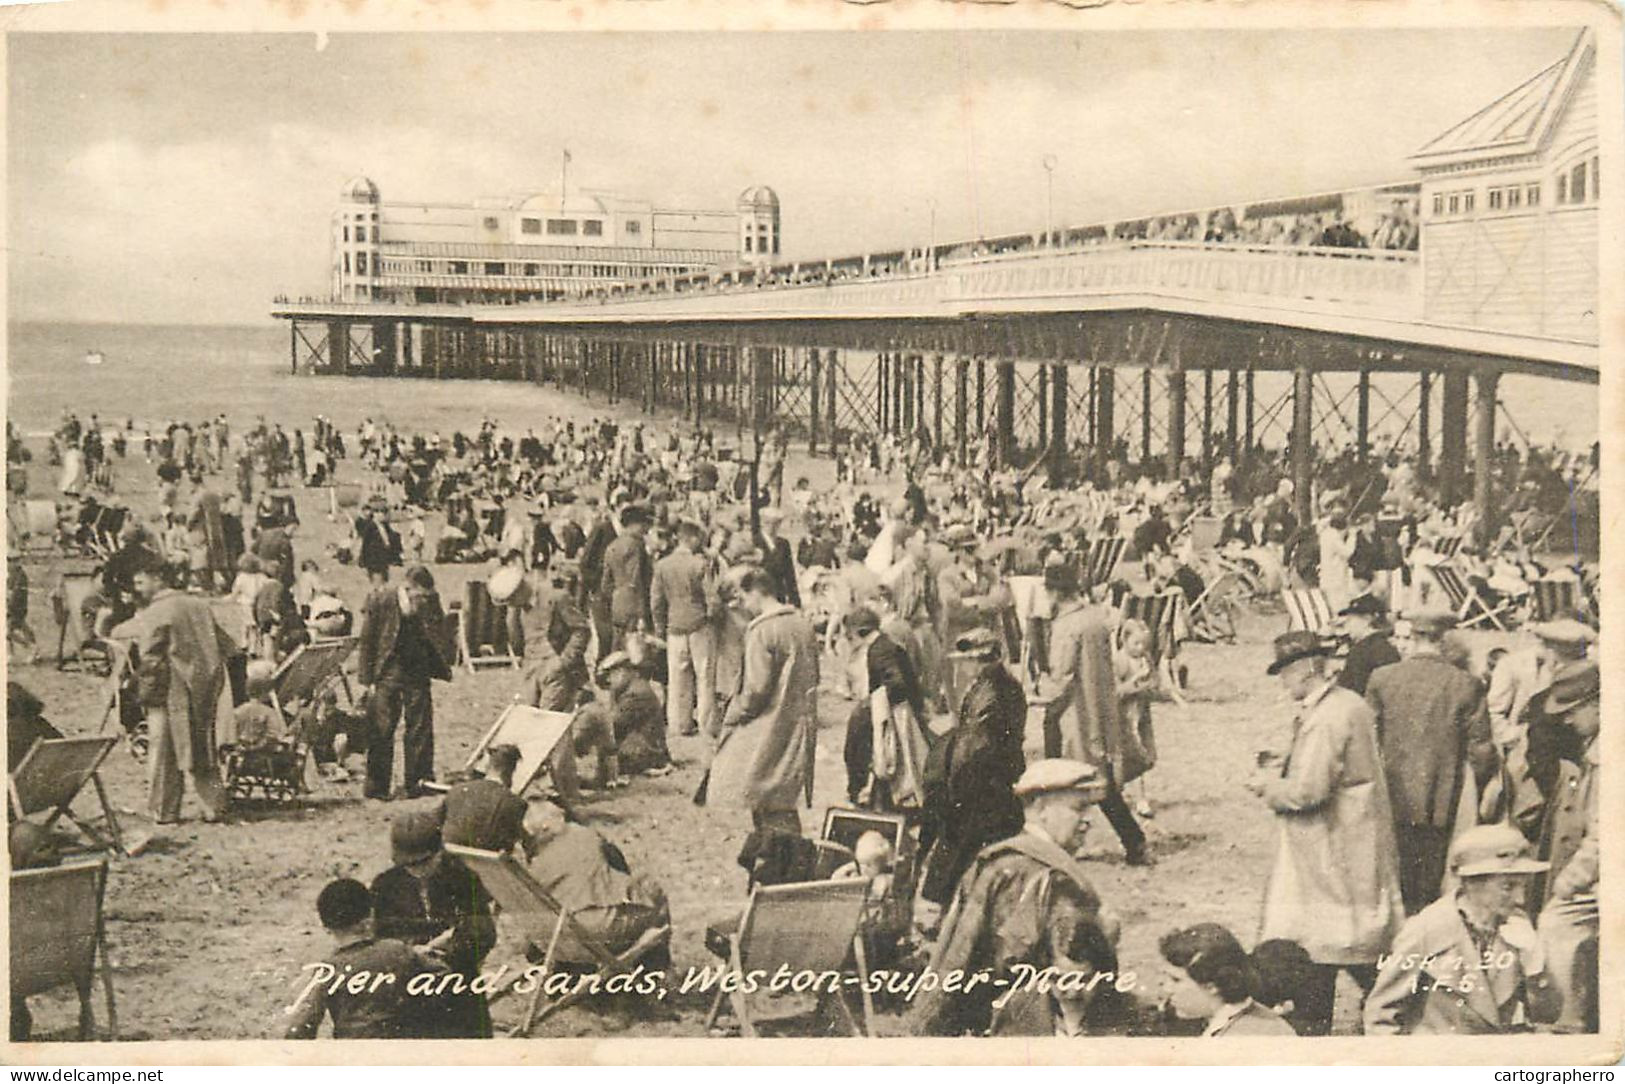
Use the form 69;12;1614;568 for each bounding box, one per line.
1557;173;1568;204
485;262;504;275
547;219;577;236
583;220;604;237
1526;183;1541;207
522;218;541;234
1570;162;1588;203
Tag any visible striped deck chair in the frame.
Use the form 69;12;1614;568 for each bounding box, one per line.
453;579;522;673
1434;535;1466;561
1529;577;1582;623
1085;536;1127;589
1281;588;1336;634
1118;589;1189;699
1428;565;1514;631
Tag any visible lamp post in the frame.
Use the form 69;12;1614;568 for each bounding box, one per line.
1042;154;1058;247
927;197;937;274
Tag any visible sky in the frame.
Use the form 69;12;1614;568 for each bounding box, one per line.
9;27;1580;326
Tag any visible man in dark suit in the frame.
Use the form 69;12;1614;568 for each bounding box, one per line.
1365;610;1497;913
755;506;800;607
357;564;453;800
355;496;401;586
598;503;652;654
578;497;618;661
1336;594;1400;696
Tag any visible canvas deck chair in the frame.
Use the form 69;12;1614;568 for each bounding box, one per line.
453;579;521;673
818;807;912;882
9;736;124;855
221;637;357;803
1119;589;1189;697
10;857;117;1040
1530;577;1583;623
424;705;577;797
442;844;672;1036
1434;534;1466;561
1429;564;1515;631
17;498;62;553
1281;587;1336;634
702;878;874;1037
1085;536;1128;589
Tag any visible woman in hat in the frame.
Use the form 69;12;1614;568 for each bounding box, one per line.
1365;825;1561;1035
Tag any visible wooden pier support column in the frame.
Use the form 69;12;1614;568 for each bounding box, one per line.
1097;367;1114;454
1226;369;1240;461
1201;368;1214;481
1356;370;1372;464
1086;367;1097;447
1244;370;1256;456
1439;370;1469;506
1049;362;1068;488
955;357;970;467
975;360;987;438
995;360;1016;469
1140;368;1153;464
915;355;927;440
328;322;350;374
373;321;396;373
1292;366;1314;528
402;323;416;371
1417;371;1432;481
289;321;299;374
1037;365;1049;450
1473;371;1500;545
826;348;839;441
877;352;889;436
933;355;945;453
1167;364;1187;477
808;348;822;455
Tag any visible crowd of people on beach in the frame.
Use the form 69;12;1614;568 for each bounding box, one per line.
3;393;1601;1041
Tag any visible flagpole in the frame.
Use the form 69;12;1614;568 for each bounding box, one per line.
560;149;570;212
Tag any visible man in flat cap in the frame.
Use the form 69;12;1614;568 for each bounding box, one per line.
1335;594;1399;697
370;810;496;1038
1255;630;1403;1035
357;564;453;800
1365;609;1496;914
1365;824;1561;1035
917;627;1027;916
910;758;1125;1037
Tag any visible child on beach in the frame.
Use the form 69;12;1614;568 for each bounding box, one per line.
1115;618;1158;819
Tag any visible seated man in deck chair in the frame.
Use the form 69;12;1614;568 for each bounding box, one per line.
520;797;672;971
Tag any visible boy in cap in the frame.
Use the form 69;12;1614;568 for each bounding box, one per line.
1365;825;1561;1034
369;810;496;1038
284;878;445;1039
910;758;1123;1037
1254;630;1403;1035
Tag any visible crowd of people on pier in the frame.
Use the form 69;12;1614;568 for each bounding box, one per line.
4;391;1601;1042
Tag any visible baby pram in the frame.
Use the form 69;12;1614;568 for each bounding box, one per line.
219;637;356;803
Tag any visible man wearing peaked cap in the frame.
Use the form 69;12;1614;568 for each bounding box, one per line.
1366;604;1495;916
1256;627;1403;1036
910;756;1126;1037
1365;824;1561;1035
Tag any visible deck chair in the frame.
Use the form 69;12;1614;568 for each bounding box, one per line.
1119;589;1189;698
10;857;117;1040
819;806;914;884
1281;587;1336;634
427;704;577;796
1183;515;1224;555
443;844;672;1036
1085;536;1128;589
18;499;61;553
220;638;356;803
1429;565;1515;631
701;879;874;1037
9;736;124;855
1434;535;1466;561
1530;577;1582;623
454;579;521;673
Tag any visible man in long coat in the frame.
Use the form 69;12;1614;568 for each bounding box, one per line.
1364;610;1495;913
598;503;652;654
357;564;453;800
705;568;819;834
917;627;1026;911
1040;562;1147;865
126;550;236;823
1254;631;1404;1036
